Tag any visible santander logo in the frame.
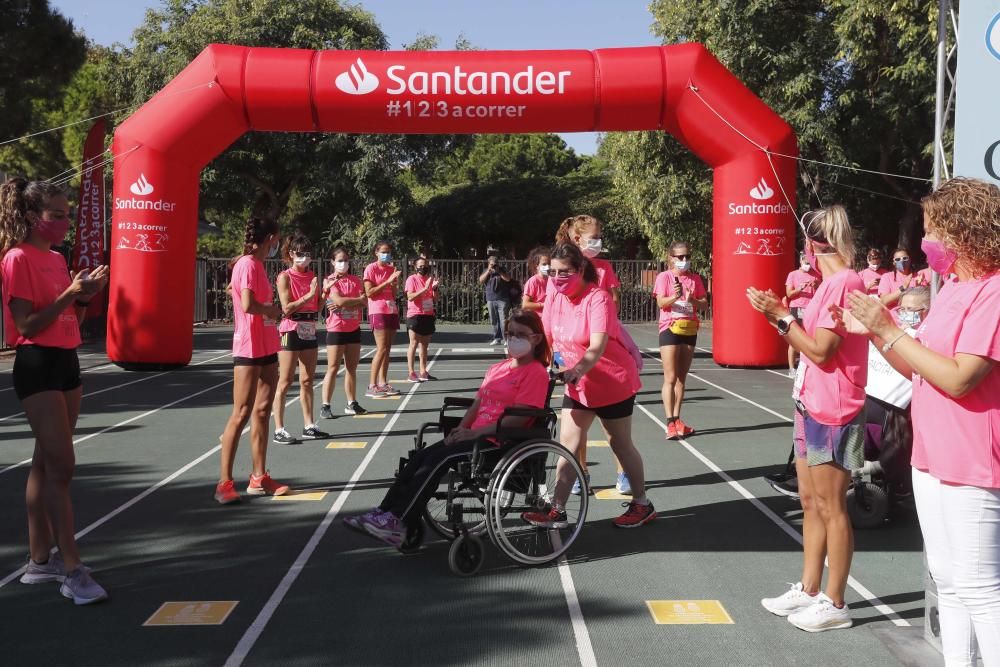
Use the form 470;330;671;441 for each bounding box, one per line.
130;173;154;196
749;178;774;201
336;58;379;95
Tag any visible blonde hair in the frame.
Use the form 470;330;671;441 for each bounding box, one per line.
555;214;600;245
801;204;855;267
0;178;65;259
921;177;1000;277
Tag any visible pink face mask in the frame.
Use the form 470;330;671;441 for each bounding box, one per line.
33;215;69;245
551;273;582;295
921;237;958;275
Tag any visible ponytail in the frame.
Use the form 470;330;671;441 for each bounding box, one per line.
554;214;601;245
804;205;856;267
0;178;64;259
230;215;279;268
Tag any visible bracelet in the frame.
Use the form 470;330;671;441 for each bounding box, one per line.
881;332;907;353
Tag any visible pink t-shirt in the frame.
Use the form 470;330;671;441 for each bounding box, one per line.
231;255;280;358
653;270;707;331
324;274;364;333
859;267;888;295
910;273;1000;488
522;274;548;307
785;269;821;309
878;270;927;302
278;268;318;334
363;261;399;315
469;359;550;431
797;269;868;425
404;274;436;317
589;257;620;291
1;244;81;349
543;283;640;407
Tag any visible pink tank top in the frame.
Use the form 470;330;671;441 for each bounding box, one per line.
278;268;318;334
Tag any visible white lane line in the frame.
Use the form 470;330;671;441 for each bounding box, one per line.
765;369;794;380
636;354;909;627
224;349;443;667
0;351;234;424
552;534;598;667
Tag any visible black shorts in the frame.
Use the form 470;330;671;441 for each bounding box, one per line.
325;329;362;346
406;315;436;336
233;353;279;367
659;329;698;347
280;329;319;352
13;345;82;400
561;393;636;419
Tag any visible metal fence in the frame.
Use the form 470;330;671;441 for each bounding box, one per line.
195;257;712;324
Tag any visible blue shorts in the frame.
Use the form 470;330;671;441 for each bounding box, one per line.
793;406;865;470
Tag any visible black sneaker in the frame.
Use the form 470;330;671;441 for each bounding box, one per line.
344;401;368;416
319;404;335;420
273;430;300;445
302;425;330;440
766;475;800;500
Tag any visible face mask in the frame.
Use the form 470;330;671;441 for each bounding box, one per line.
894;258;910;272
898;310;923;329
293;254;310;267
551;273;582;295
920;238;957;275
333;260;349;274
675;260;690;272
800;262;811;272
378;252;392;263
539;264;550;276
868;262;880;271
416;266;428;275
506;336;534;359
581;238;602;258
267;242;279;259
33;215;69;245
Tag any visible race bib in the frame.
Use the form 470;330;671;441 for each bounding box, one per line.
296;321;317;341
421;298;434;313
669;319;699;336
340;308;358;321
671;299;695;317
792;362;806;402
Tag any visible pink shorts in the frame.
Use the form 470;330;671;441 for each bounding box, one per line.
368;313;400;331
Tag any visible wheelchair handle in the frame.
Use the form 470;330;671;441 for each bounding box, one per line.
443;396;475;408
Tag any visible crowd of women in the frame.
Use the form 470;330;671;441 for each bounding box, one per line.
2;174;998;665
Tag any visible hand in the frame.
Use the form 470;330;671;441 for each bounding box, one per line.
390;270;402;283
829;304;869;335
562;365;584;384
746;286;790;323
264;304;282;320
308;276;319;297
72;265;109;298
445;427;473;445
865;279;879;290
845;290;895;337
430;278;440;290
323;276;335;290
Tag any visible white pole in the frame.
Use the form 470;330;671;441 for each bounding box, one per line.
930;0;949;299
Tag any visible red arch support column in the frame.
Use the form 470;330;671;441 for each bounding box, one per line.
109;43;796;369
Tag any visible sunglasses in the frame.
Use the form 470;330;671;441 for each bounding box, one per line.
672;254;691;260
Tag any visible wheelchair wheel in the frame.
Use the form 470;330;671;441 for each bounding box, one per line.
847;482;889;529
485;439;588;567
398;520;425;555
448;534;485;577
424;470;487;540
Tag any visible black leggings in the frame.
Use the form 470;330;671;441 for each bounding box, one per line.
379;438;481;525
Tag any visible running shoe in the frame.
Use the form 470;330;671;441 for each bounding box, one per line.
766;475;800;500
615;472;632;496
363;511;405;546
246;472;289;497
419;372;437;381
787;594;852;632
676;419;695;437
570;470;591;496
343;507;386;533
612;500;657;528
273;429;299;445
365;384;386;398
302;425;330;440
319;404;335;419
761;582;818;617
665;422;679;440
60;567;108;605
408;372;421;383
379;384;400;396
489;338;502;346
521;507;568;529
20;552;68;584
344;401;368;416
214;479;240;505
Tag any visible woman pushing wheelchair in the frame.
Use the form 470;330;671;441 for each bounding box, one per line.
344;309;552;547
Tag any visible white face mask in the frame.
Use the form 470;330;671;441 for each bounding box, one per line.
582;238;602;258
898;310;923;329
506;336;534;359
868;263;879;271
293;254;311;267
675;260;690;272
800;262;811;272
334;260;349;274
539;264;550;276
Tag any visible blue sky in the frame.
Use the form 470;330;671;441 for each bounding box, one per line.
50;0;663;155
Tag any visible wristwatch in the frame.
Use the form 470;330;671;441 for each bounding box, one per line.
776;315;795;336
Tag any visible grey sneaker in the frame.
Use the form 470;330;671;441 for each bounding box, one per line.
344;401;368;416
302;425;330;440
319;404;335;419
21;552;67;584
273;429;299;445
60;567;108;605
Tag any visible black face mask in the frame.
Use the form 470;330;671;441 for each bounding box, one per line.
416;266;428;275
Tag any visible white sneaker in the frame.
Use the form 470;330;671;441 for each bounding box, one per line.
787;593;852;632
761;582;818;617
60;566;108;605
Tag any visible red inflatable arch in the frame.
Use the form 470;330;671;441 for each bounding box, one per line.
109;44;796;368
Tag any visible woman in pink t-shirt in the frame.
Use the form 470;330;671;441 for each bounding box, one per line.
0;178;109;604
654;241;708;440
748;205;866;633
524;243;656;529
320;247;369;419
521;246;550;313
271;233;327;445
404;256;439;383
344;309;552;546
846;178;1000;665
858;247;888;296
217;216;290;505
554;214;621;306
785;252;822;375
363;240;402;398
878;247;929;308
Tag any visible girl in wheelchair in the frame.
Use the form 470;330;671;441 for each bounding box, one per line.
343;309;552;546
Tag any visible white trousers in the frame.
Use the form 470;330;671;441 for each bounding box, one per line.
913;467;1000;666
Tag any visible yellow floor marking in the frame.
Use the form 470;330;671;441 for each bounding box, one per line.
144;601;238;626
593;488;631;500
326;441;367;449
587;440;609;447
645;600;734;625
353;414;385;418
273;490;328;501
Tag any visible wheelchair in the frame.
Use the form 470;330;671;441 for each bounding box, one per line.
396;375;589;576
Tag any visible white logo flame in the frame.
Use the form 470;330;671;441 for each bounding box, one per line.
335;58;379;95
130;173;154;196
749;178;774;201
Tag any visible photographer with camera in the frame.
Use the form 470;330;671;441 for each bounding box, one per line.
478;247;514;346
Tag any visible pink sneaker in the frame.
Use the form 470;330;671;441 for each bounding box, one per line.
408;372;421;383
214;480;240;504
246;472;289;496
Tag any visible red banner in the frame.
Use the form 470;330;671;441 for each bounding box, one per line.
72;118;107;320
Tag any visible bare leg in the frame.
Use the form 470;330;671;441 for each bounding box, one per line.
322;344;343;405
674;344;695;418
603;415;646;501
273;350;297;431
808;462;854;605
553;407;596;506
407;329;418;375
370;329;390;387
795;457;826;594
220;366;261;481
344;343;361;402
250;362;279;477
298;347;318;424
380;329;396;385
418;335;430;374
660;345;679;420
